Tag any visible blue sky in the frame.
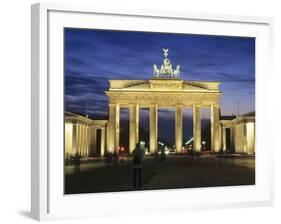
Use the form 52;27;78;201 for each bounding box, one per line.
64;28;255;119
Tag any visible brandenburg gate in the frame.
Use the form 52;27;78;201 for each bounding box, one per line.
105;49;221;154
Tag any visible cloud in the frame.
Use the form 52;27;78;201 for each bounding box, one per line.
64;28;255;117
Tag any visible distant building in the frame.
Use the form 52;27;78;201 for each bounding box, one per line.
64;112;107;159
220;111;255;154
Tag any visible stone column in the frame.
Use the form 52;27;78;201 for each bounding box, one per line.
222;127;226;152
211;104;220;152
238;124;242;153
219;124;222;150
233;126;237;153
229;127;233;152
253;123;255;154
193;105;201;152
86;126;90;157
82;125;85;156
87;126;90;157
129;104;139;154
115;105;120;154
243;124;247;153
100;128;105;157
79;123;83;156
149;104;158;154
104;124;108;155
107;104;120;154
175;105;183;153
232;125;237;152
91;127;97;156
77;123;81;156
84;125;87;156
72;123;77;156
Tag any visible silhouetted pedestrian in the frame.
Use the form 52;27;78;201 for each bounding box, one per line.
106;152;113;169
160;147;166;162
132;143;144;189
113;151;119;166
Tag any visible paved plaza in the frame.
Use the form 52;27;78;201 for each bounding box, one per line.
65;155;255;194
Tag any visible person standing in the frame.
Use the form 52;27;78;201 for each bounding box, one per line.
132;143;144;189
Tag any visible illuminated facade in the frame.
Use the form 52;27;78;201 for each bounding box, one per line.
220;111;255;154
64;49;255;158
64;112;107;159
105;79;222;154
105;49;222;154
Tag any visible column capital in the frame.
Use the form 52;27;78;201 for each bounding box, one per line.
212;104;220;108
150;103;158;108
129;103;139;106
193;104;201;108
108;103;118;107
176;104;183;110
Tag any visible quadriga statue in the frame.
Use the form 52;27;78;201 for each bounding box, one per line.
160;58;173;76
153;64;160;77
173;65;180;77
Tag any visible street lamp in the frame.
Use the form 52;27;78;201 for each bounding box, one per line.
202;141;206;150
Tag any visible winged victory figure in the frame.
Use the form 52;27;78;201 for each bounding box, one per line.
163;48;169;58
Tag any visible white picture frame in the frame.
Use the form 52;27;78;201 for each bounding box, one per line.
31;2;274;221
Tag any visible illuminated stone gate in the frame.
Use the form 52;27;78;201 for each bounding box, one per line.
106;49;222;154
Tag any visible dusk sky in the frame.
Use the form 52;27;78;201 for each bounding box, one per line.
64;28;255;121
